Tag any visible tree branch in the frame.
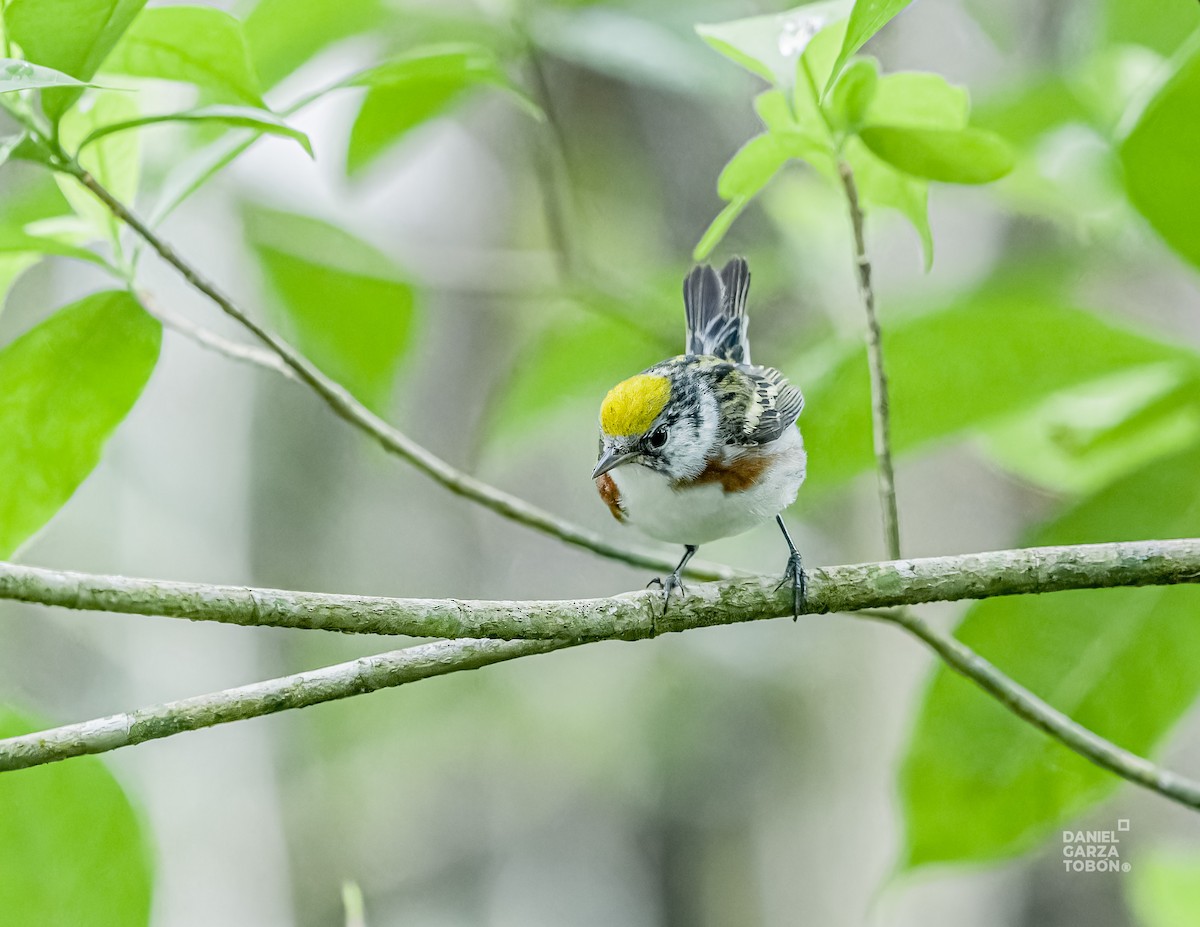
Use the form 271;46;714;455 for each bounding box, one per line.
4;539;1200;818
138;291;297;381
867;608;1200;811
48;152;734;584
838;160;902;560
0;637;563;771
2;539;1198;640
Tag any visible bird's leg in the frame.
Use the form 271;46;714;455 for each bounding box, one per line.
648;545;698;619
774;515;807;620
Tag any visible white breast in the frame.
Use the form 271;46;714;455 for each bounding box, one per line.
611;428;807;546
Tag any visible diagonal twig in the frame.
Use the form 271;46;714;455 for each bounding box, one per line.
46;151;735;583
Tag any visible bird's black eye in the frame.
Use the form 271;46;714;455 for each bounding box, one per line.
647;426;669;450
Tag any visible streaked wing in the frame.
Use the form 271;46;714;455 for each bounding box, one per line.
736;364;804;445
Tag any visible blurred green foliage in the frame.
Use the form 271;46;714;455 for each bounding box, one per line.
902;445;1200;867
803;290;1194;492
1;0;1200;919
244;206;416;411
1128;849;1200;927
102;5;265;106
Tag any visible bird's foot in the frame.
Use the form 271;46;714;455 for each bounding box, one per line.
775;550;807;620
647;572;687;617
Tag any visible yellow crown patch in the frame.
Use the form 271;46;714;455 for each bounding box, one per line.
600;374;671;436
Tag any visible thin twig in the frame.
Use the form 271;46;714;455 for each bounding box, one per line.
4;545;1200;819
0;637;563;771
838;160;901;560
864;608;1200;811
138;291;297;380
526;41;580;283
2;539;1198;639
48;153;734;583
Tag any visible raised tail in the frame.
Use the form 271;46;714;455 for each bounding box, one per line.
683;257;752;364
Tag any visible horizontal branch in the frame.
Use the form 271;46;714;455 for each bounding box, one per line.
5;538;1200;819
3;539;1198;640
51;152;733;584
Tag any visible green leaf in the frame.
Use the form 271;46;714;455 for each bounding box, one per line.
696;1;849;89
55;90;141;248
343;45;535;176
101;5;263;105
245;0;384;89
0;58;96;93
78;105;312;156
0;225;114;271
1119;32;1200;270
800;291;1197;493
828;56;878;129
346;83;461;176
826;0;914;93
1103;0;1200;57
5;0;146;122
971;75;1091;146
794;15;849;107
753;88;796;132
0;290;160;557
693;197;749;261
717;133;791;200
0;706;153;927
342;43;519;93
1127;848;1200;927
243;207;415;411
900;444;1200;870
864;71;969;129
858;125;1015;184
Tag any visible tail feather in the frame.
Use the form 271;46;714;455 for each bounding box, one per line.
683;257;752;364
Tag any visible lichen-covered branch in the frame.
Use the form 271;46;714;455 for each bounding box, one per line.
4;539;1200;818
3;539;1196;640
0;638;563;771
46;149;734;583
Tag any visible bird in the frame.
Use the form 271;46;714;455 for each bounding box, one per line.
592;257;808;617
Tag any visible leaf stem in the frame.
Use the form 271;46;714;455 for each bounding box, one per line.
838;158;902;560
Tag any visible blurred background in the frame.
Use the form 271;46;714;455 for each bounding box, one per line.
2;0;1200;924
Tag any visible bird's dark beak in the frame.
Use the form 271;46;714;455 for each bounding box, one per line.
592;447;634;479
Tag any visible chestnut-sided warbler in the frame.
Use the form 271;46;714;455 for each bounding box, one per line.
592;258;807;615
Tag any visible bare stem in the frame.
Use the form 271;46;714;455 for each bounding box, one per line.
50;155;733;583
838;160;901;560
137;291;296;381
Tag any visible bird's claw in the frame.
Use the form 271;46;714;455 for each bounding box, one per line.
648;572;687;617
776;551;807;620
